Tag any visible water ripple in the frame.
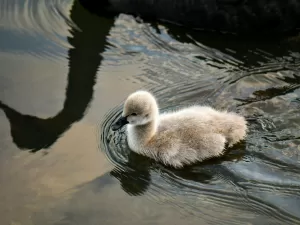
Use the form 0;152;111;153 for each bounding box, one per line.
100;17;300;223
1;0;300;223
0;0;73;58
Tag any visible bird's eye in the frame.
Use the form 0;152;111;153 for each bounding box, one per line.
131;113;137;116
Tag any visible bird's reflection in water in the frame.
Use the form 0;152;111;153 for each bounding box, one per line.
110;140;246;196
0;1;114;152
110;152;152;196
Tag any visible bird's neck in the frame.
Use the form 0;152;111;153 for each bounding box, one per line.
127;114;158;150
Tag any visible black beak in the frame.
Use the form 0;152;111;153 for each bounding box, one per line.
111;116;129;131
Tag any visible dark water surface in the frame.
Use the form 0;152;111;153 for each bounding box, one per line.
1;0;300;224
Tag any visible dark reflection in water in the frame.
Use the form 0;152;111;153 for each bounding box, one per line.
165;27;300;68
0;1;113;152
236;72;300;106
1;0;300;225
110;152;152;196
110;141;246;196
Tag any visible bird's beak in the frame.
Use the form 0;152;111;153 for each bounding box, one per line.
111;116;129;131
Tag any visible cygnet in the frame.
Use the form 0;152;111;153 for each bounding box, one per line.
111;90;247;168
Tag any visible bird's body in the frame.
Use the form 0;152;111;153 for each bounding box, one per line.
112;91;247;168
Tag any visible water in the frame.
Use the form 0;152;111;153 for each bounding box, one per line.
1;0;300;224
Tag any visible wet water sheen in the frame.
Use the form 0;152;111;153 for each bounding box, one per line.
1;0;300;224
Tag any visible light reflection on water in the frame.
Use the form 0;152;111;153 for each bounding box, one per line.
0;0;300;224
